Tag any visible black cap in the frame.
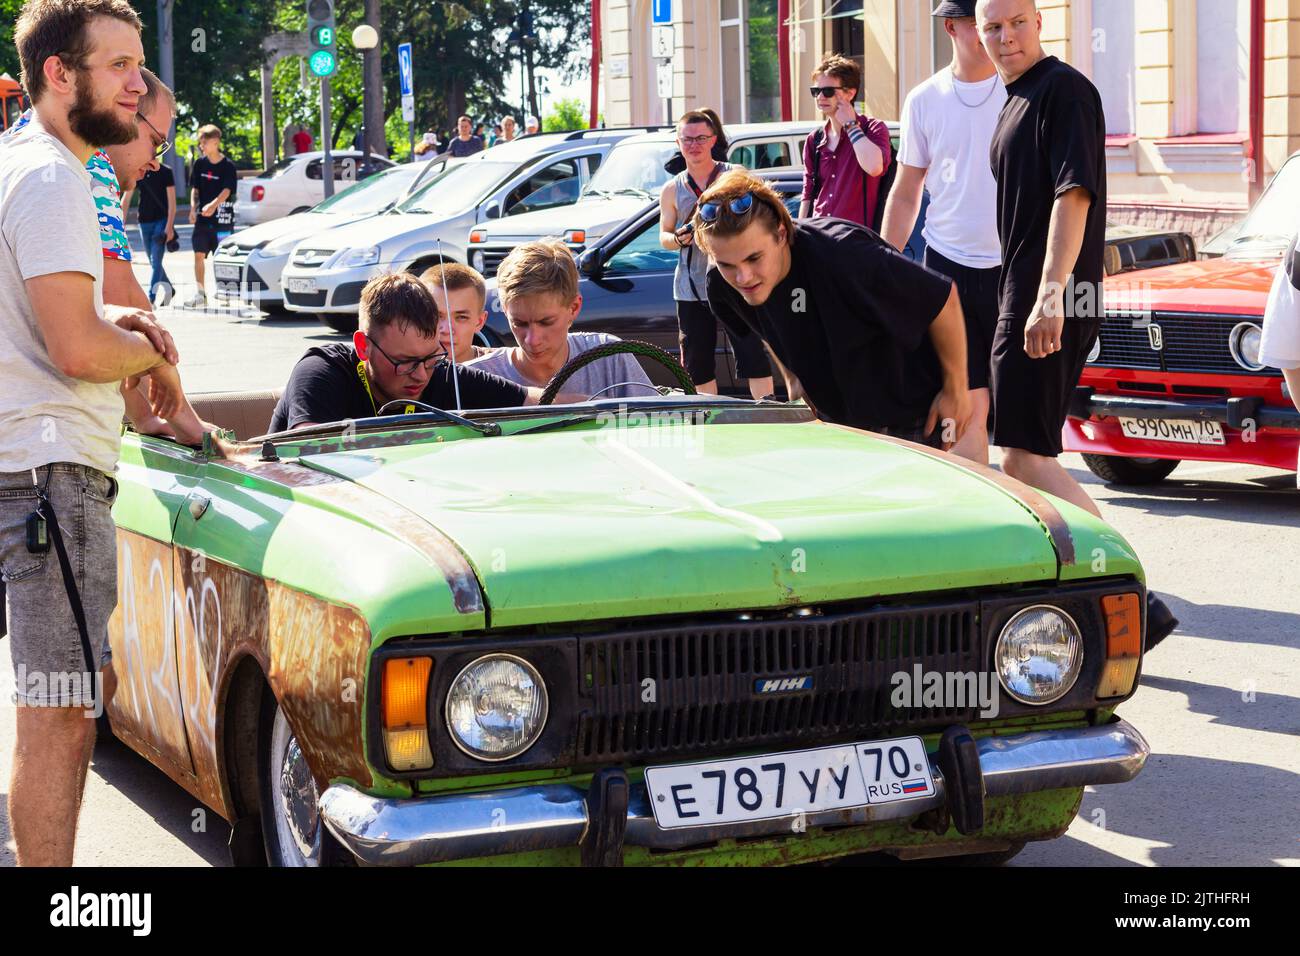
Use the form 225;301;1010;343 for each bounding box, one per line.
932;0;976;16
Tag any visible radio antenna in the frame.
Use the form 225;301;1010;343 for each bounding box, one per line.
436;238;463;411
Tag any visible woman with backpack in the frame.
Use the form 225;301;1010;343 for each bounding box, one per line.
800;53;893;230
658;107;773;398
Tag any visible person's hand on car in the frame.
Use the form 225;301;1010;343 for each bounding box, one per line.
108;305;179;365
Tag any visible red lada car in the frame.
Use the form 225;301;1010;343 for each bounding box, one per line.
1066;157;1300;484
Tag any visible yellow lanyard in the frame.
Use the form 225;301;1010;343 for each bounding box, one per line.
357;361;414;417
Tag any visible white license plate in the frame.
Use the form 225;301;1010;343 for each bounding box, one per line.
287;277;317;294
1118;417;1225;445
645;736;935;830
214;264;241;280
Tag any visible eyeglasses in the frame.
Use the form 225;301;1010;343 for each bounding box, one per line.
136;111;171;158
809;85;843;99
698;192;755;223
678;133;715;146
366;334;445;376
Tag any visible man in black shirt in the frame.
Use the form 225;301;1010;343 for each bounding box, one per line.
186;123;237;307
980;0;1106;515
271;273;546;432
135;163;175;304
447;114;484;158
697;170;971;447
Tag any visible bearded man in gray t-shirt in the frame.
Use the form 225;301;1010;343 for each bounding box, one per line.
1;0;184;867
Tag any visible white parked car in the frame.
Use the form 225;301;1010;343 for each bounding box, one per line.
279;128;666;332
212;161;451;312
233;150;397;227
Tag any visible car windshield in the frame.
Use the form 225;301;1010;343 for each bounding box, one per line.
582;141;678;199
1231;153;1300;246
396;161;517;216
310;166;420;215
256;157;296;178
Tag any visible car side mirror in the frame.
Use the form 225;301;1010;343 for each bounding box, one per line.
484;200;501;220
577;248;602;278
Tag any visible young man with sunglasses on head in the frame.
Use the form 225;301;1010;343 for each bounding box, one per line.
270;272;553;432
658;107;773;399
698;170;972;448
800;53;892;229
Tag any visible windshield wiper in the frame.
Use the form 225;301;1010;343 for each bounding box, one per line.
612;187;652;198
374;401;501;436
512;413;601;436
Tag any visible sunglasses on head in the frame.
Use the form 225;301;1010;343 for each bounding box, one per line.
698;192;755;223
810;85;843;98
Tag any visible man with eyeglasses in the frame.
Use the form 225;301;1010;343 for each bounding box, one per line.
799;53;891;229
124;107;176;305
270;272;555;432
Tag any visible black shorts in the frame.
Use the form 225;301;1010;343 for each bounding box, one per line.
925;248;1000;390
191;220;226;255
676;298;771;384
990;315;1101;457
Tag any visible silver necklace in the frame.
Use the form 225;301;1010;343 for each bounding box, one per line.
952;71;999;109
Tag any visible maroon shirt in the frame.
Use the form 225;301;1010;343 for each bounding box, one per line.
800;115;892;227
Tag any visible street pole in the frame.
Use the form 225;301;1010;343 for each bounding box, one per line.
321;76;334;197
157;0;183;189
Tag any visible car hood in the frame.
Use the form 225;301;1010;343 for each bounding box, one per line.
292;210;430;252
1105;257;1279;314
227;211;363;250
479;196;648;242
296;419;1075;629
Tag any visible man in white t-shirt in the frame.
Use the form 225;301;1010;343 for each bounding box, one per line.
882;0;1005;464
1260;237;1300;478
1;0;183;867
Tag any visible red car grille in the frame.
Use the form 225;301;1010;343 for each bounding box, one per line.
1098;312;1275;377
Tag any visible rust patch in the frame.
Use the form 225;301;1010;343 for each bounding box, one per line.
173;556;374;815
816;421;1077;567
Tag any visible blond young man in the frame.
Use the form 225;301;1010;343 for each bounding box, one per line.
466;239;656;400
420;262;495;365
186;123;236;306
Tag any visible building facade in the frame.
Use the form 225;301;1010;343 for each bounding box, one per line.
600;0;1300;243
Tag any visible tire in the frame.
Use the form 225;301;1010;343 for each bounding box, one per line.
257;692;352;867
316;312;358;335
1081;454;1180;485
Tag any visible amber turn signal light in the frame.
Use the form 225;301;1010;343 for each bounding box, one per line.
1098;593;1142;698
469;230;486;244
383;657;432;729
564;229;586;244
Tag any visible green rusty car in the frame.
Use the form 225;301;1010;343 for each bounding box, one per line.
105;353;1150;867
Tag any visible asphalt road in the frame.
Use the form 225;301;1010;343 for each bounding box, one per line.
1;229;1296;867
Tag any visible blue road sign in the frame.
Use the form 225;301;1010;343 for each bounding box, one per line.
398;42;414;97
652;0;671;25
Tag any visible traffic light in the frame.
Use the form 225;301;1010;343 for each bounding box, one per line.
306;0;336;78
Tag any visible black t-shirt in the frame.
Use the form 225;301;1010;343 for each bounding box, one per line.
189;155;238;227
137;164;174;223
990;55;1107;324
269;343;528;432
447;136;484;158
706;218;952;430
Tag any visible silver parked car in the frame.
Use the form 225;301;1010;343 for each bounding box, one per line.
279;127;668;332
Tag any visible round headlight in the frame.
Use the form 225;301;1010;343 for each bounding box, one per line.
994;605;1083;705
471;250;486;272
1229;322;1265;371
1086;334;1102;364
445;654;548;761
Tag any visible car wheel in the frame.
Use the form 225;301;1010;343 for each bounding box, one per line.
1081;454;1180;485
316;312;359;335
258;693;352;867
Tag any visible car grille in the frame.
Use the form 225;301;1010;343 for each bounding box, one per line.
477;248;511;277
292;249;333;269
576;600;982;764
284;289;327;307
1098;312;1274;376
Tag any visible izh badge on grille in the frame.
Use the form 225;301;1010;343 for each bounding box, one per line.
1147;323;1164;351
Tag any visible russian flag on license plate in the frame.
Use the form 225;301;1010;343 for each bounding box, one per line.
901;779;927;794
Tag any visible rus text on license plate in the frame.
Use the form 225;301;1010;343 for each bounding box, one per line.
1118;417;1225;445
287;277;317;294
644;736;936;829
213;264;241;280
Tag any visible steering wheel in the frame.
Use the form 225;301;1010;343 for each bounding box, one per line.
539;340;697;405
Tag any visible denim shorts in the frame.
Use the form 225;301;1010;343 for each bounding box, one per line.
0;463;118;707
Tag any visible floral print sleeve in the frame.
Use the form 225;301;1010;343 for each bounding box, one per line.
87;150;132;262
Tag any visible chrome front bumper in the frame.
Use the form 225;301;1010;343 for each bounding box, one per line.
319;720;1149;867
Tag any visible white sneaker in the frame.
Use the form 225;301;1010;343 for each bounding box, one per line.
182;291;207;308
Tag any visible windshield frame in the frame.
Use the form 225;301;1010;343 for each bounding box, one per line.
395;160;519;216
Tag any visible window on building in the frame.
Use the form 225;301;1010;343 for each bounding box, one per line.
720;0;782;123
1091;0;1136;136
821;0;864;103
1196;0;1249;134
